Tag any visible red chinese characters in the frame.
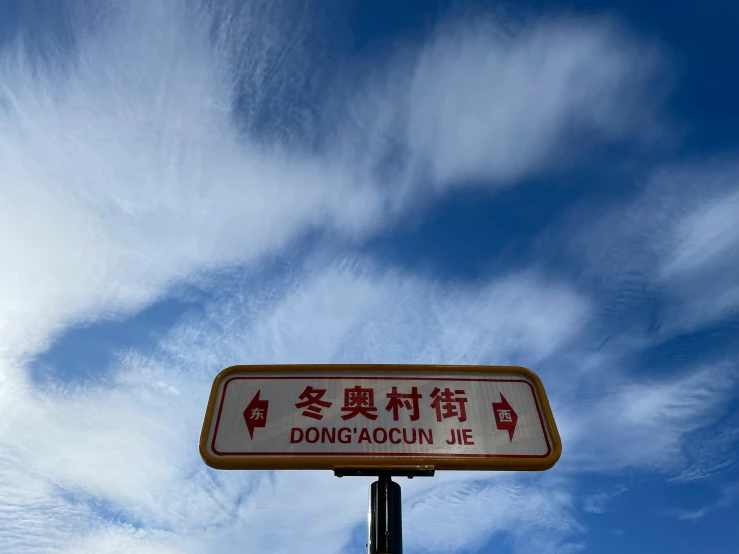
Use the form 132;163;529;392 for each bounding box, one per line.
341;385;378;420
295;383;471;423
385;386;421;421
295;386;332;420
430;387;468;422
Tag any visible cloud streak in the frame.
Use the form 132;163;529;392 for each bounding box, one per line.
3;255;734;553
1;1;732;554
0;0;664;362
565;162;739;341
1;260;591;553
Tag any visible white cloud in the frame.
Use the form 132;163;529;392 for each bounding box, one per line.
559;362;738;473
658;178;739;326
660;187;739;279
156;261;591;375
0;0;379;361
655;479;739;528
404;478;582;554
3;257;735;553
674;417;739;483
582;485;627;514
662;507;709;522
1;2;726;554
567;163;739;336
0;262;591;553
60;533;184;554
0;1;663;364
0;449;94;553
402;16;665;188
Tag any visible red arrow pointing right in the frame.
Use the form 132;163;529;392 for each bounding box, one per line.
492;394;518;441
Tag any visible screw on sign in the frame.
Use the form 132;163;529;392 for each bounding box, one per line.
200;365;562;554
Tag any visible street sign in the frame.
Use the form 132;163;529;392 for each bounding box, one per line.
199;364;561;471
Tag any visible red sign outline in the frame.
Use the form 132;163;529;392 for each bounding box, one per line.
210;375;552;459
199;364;562;472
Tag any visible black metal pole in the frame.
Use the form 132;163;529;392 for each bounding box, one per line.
368;472;402;554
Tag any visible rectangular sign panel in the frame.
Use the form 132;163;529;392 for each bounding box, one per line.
199;364;561;471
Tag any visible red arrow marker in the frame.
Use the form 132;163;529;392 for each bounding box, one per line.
492;394;518;441
243;390;269;439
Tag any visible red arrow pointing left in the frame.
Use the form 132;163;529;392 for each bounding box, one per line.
243;390;269;439
492;394;518;441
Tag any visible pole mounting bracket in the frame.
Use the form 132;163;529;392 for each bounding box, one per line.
333;466;435;478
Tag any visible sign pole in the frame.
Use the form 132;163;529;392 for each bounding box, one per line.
337;468;432;553
199;364;562;552
368;471;403;554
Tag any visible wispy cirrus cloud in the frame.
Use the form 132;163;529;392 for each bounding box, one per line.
404;477;583;554
582;485;627;514
2;1;733;554
0;0;664;363
662;507;709;522
0;262;592;553
674;413;739;483
3;256;735;553
399;15;667;188
567;162;739;339
558;362;738;474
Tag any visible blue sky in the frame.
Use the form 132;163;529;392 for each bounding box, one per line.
1;0;738;553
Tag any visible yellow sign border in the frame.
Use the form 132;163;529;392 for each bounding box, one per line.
199;364;562;472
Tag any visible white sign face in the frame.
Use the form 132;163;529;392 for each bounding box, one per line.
199;365;561;471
